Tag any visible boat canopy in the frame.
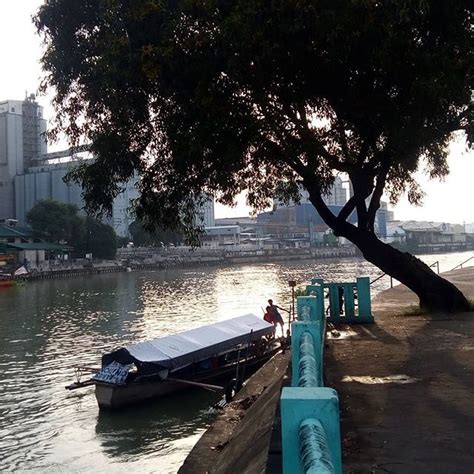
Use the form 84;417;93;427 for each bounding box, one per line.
102;314;275;371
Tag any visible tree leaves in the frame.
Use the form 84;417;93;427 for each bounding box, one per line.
35;0;473;236
26;200;117;258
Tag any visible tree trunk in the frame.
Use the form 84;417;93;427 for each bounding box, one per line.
345;227;470;313
305;190;470;313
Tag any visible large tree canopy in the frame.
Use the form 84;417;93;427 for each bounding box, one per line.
27;200;84;244
128;220;182;247
35;0;473;311
27;200;117;259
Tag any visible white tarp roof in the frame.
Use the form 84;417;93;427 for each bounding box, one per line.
108;314;274;370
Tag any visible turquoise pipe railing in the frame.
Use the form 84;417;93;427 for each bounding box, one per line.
281;387;342;474
281;283;341;473
282;276;374;473
298;332;319;387
299;304;312;322
291;319;324;387
299;418;336;474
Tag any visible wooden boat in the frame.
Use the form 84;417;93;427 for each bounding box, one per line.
68;314;278;409
0;275;15;288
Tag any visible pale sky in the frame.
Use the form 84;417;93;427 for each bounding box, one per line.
1;1;472;224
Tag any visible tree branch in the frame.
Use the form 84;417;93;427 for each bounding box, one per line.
336;195;357;223
287;102;352;173
367;163;390;231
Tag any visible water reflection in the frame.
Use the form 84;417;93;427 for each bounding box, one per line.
95;390;219;461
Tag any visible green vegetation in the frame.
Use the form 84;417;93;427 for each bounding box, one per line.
128;220;182;247
26;200;83;245
35;1;472;312
27;200;117;259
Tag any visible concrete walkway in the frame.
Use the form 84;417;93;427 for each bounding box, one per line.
326;267;474;473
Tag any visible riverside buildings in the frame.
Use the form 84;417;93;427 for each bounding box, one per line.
14;159;215;237
1;96;215;236
256;178;392;244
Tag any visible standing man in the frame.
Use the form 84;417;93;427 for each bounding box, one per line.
268;299;286;335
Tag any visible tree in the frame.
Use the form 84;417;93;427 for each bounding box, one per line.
77;216;118;259
27;199;117;258
27;200;84;244
35;1;472;312
129;220;182;247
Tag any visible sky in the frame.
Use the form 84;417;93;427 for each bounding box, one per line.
1;1;472;224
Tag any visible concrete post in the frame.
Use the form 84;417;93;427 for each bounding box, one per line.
297;295;323;322
304;285;325;319
281;387;342;474
356;276;374;323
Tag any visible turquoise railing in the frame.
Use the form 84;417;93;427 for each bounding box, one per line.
299;418;337;473
281;276;374;473
310;276;373;324
297;331;319;387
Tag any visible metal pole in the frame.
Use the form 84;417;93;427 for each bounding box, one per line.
292;286;295;321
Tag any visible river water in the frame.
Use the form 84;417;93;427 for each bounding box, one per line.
0;251;471;473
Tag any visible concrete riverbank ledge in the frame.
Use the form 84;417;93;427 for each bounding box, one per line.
179;351;291;474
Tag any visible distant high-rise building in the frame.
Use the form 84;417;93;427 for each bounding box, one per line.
110;178;140;237
273;176;347;209
0;95;47;220
196;194;215;228
15;162;84;223
5;96;216;236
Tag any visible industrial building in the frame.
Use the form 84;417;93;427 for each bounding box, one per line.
2;96;215;237
0;95;47;219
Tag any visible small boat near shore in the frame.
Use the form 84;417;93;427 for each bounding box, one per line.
0;275;15;288
67;314;279;409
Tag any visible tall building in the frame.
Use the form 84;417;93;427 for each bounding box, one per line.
4;96;217;236
110;178;140;237
15;160;134;236
263;176;390;238
196;193;215;228
273;176;347;208
15;162;84;224
0;95;47;220
15;161;216;237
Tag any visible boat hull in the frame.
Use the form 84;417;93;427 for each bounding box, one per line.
95;351;277;409
0;280;14;288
